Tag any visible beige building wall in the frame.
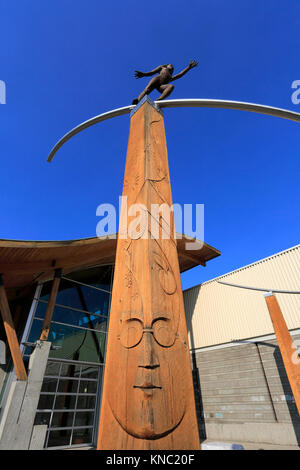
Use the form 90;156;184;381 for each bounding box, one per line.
184;244;300;350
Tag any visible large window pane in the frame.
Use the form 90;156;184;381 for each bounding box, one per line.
48;430;72;448
80;365;101;380
38;394;55;410
51;411;74;428
74;285;110;317
35;303;109;330
72;427;93;446
40;279;81;307
26;264;113;448
28;319;106;363
41;377;58;393
54;394;76;410
77;395;96;409
35;412;51;426
57;379;79;394
74;411;94;427
67;265;113;292
45;361;61;376
78;380;97;394
60;363;81;378
47;323;106;363
40;267;112;314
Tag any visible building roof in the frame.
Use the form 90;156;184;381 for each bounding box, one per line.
183;244;300;349
0;233;220;294
184;243;300;291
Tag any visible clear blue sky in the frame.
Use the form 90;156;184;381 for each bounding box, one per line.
1;0;299;290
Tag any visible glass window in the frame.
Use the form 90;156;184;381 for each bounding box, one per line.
74;411;94;427
35;412;51;426
47;324;106;363
57;379;79;394
51;411;74;428
38;394;55;410
39;284;110;319
72;427;93;446
77;395;96;410
54;394;77;410
43;305;109;330
25;264;113;448
60;363;81;378
35;300;109;328
40;279;82;308
78;380;97;394
80;365;101;380
67;265;113;292
41;377;58;393
45;361;61;376
74;285;110;317
48;430;72;448
27;319;106;363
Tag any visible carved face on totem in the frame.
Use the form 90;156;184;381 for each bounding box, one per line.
108;248;188;439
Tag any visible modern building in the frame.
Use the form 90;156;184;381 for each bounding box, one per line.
0;235;299;448
0;233;219;449
184;243;300;446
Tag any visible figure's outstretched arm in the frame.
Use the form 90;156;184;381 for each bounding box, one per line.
171;60;198;81
134;65;168;78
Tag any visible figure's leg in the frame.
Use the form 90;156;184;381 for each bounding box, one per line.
156;84;174;101
132;76;161;105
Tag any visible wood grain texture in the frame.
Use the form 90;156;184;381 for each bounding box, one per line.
265;294;300;415
97;101;200;449
40;270;61;341
0;279;27;381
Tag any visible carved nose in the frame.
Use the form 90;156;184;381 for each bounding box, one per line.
138;330;160;369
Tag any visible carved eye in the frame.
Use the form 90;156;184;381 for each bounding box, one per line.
152;319;176;347
120;319;143;348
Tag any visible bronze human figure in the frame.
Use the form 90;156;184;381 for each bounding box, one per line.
132;60;198;105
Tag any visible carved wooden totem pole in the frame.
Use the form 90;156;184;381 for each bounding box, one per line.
97;97;200;449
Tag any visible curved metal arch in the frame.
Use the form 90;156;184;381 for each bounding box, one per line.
47;99;300;162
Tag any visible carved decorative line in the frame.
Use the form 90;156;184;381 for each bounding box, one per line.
152;244;177;296
110;407;185;441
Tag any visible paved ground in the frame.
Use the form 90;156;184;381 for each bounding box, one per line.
68;441;300;450
201;439;300;450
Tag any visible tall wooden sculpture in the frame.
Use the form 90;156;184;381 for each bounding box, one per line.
97;97;200;449
46;56;300;449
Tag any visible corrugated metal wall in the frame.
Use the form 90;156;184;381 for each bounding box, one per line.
184;245;300;349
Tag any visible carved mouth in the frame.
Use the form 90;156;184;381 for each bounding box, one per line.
133;384;162;390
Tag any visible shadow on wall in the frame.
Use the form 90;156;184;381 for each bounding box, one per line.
242;339;300;446
184;285;207;442
184;286;300;447
273;343;300;445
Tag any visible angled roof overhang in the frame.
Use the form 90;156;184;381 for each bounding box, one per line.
0;233;220;297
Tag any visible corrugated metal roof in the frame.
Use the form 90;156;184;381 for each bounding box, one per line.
184;244;300;349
